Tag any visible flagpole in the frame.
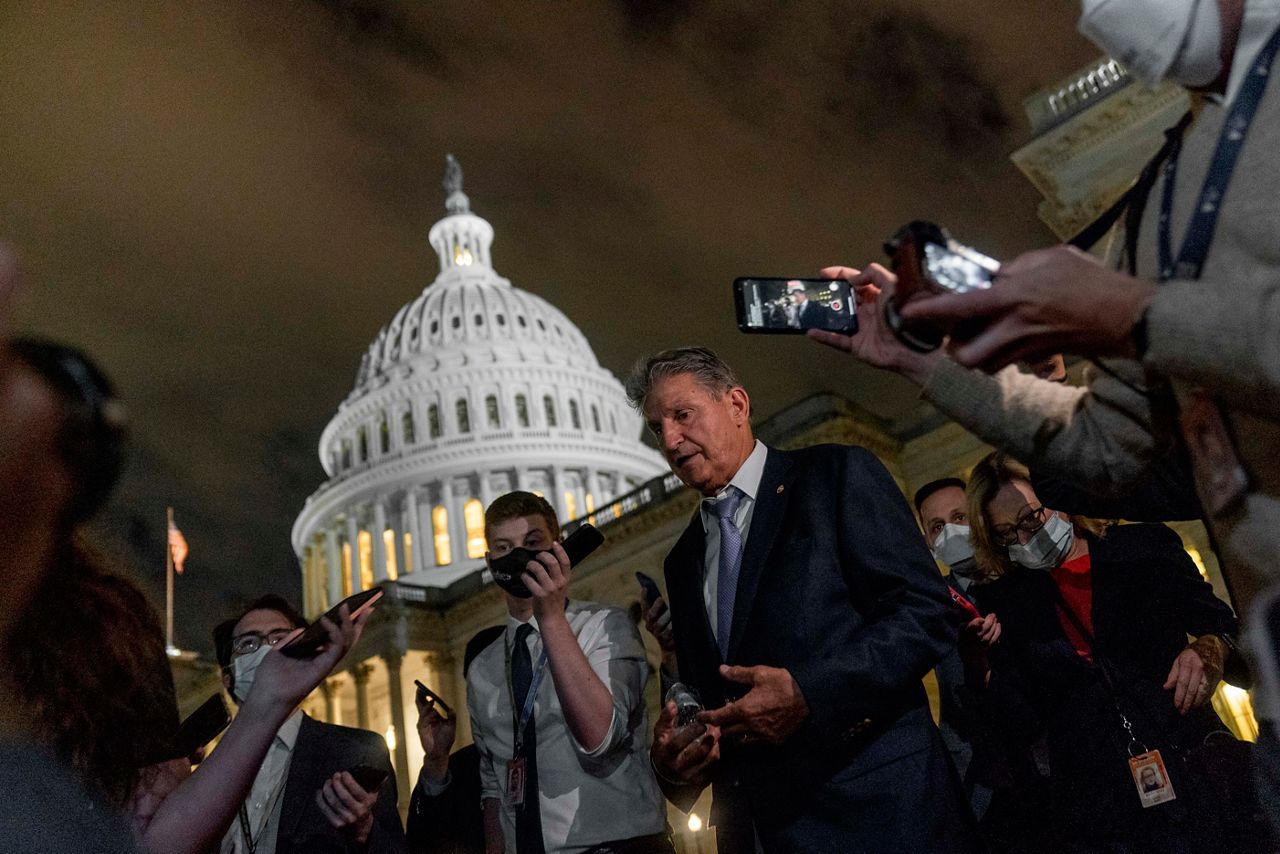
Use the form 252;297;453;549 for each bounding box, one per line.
166;506;176;654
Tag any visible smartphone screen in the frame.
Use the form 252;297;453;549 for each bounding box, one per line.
734;278;858;334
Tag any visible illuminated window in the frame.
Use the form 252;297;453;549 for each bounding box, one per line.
515;394;530;427
403;532;412;574
1186;546;1210;582
428;404;441;439
564;491;578;520
453;237;473;266
402;409;416;445
1214;684;1259;741
457;399;471;433
569;400;581;430
464;499;486;559
383;529;398;581
591;405;601;432
379;415;390;454
341;542;353;597
544;395;557;427
433;505;452;565
358;530;373;589
358;428;369;463
341;440;352;470
586;493;595;514
485;394;500;429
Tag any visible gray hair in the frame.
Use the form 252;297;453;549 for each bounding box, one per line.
624;346;741;410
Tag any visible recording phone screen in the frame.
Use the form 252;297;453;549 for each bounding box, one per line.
734;277;858;335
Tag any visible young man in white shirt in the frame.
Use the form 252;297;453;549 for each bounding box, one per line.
467;492;671;854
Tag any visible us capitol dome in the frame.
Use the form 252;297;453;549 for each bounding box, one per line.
291;156;666;605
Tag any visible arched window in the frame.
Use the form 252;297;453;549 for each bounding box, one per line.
456;399;471;433
485;394;500;429
341;440;352;470
378;414;390;454
591;405;601;433
357;530;373;590
357;428;369;463
515;394;530;427
569;400;582;430
464;499;485;559
564;491;578;520
433;506;452;566
428;404;441;439
341;541;353;597
543;395;557;428
382;529;398;581
402;409;416;445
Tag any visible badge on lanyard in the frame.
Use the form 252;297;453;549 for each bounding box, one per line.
1129;749;1177;808
505;756;527;807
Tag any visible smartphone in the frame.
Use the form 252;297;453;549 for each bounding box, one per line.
562;523;605;566
414;679;453;716
347;764;390;793
734;277;858;335
178;693;231;759
278;588;383;659
635;571;662;609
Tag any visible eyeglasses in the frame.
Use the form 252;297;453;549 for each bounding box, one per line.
990;505;1048;547
230;628;294;658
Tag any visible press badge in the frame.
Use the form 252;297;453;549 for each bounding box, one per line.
1129;749;1176;808
506;757;527;807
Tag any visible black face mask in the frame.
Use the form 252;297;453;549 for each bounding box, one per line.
488;547;543;598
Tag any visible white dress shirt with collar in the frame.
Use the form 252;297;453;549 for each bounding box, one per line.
220;709;304;854
697;439;768;645
467;601;665;853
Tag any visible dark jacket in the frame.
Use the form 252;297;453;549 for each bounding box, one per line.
662;444;979;853
275;715;407;854
406;744;483;854
973;523;1238;852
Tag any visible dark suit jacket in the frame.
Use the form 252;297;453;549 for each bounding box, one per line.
663;443;978;853
406;744;483;854
973;524;1238;849
796;299;836;330
275;715;408;854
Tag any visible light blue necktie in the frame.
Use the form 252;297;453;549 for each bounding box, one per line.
707;487;744;658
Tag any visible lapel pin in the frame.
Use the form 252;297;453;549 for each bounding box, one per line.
776;484;785;494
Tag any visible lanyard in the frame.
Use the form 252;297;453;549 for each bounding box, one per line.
504;631;549;755
1159;24;1280;282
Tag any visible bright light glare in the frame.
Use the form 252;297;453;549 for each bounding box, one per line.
384;725;397;752
688;813;703;832
828;283;839;291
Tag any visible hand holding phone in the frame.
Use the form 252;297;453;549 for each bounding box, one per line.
346;764;390;793
735;277;858;335
279;589;383;659
635;571;662;609
414;679;453;717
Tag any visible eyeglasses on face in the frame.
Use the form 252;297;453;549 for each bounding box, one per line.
230;628;294;658
990;505;1049;547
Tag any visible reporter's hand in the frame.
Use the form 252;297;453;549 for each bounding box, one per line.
416;690;457;784
696;664;808;745
524;542;570;624
124;757;191;836
652;701;720;787
807;264;944;386
316;771;377;844
1164;636;1226;715
643;595;675;653
242;604;371;715
900;245;1157;371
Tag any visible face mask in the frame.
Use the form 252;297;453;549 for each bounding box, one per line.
488;547;544;598
1079;0;1223;87
229;644;271;705
1007;513;1076;571
932;523;975;570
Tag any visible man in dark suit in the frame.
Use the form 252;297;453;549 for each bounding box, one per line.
625;347;977;853
787;281;837;330
214;595;407;854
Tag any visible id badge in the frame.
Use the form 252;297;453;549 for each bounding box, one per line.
1129;749;1176;808
505;757;527;807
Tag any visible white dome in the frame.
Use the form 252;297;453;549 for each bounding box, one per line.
292;157;666;594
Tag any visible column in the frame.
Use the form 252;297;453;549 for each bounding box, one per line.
320;679;336;724
300;545;314;617
405;489;425;575
585;467;602;513
479;469;494;509
345;511;362;593
448;481;468;563
372;500;389;583
417;492;436;568
325;529;341;610
547;467;567;521
514;467;527;492
383;651;412;815
351;663;372;730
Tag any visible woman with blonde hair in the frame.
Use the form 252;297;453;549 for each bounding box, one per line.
961;451;1250;853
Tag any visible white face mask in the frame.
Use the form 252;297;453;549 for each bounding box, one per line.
932;523;975;569
1007;513;1076;571
230;644;271;705
1079;0;1223;87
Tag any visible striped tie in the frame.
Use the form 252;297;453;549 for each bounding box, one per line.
707;487;744;659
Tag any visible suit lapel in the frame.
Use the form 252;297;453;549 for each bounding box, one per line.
277;713;317;846
727;449;795;662
667;511;719;669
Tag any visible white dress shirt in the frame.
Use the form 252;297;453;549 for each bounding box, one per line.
697;440;768;644
467;601;665;853
220;710;304;854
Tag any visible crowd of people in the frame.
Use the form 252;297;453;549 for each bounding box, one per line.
3;0;1280;851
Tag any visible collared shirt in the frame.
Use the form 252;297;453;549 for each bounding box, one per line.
220;710;304;854
697;440;768;643
467;601;665;853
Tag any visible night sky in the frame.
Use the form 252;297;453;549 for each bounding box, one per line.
0;1;1098;654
